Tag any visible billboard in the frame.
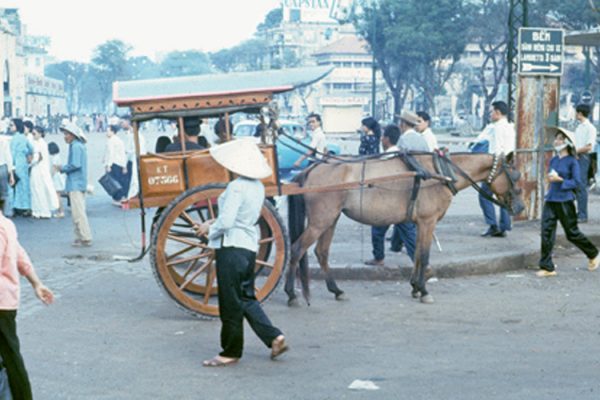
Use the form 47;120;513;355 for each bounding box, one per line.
281;0;352;23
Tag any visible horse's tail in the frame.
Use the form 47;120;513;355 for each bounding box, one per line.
288;173;310;303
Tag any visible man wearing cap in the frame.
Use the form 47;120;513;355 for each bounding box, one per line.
573;104;597;223
477;101;516;238
398;111;430;152
196;139;287;367
164;117;206;153
56;122;92;247
388;111;427;255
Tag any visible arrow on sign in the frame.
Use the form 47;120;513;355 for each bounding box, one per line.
522;63;559;72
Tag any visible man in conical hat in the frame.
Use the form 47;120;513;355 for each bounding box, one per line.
197;138;288;366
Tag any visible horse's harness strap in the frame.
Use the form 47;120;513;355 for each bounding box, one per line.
433;151;458;195
401;153;431;221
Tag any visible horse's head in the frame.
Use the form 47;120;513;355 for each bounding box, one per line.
487;152;525;216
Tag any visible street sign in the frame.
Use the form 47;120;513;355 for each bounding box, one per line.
518;28;564;76
580;90;593;104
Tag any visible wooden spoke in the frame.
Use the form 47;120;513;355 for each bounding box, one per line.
167;234;207;248
178;258;199;281
207;199;216;219
179;260;211;291
203;265;216;303
195;209;207;222
166;252;211;267
255;259;274;269
179;211;199;227
166;245;196;261
258;236;275;244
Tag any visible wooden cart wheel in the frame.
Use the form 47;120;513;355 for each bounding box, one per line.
150;184;289;319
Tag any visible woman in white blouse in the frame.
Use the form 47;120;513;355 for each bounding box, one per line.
198;139;288;367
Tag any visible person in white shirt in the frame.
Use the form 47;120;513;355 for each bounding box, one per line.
196;139;287;367
103;124;128;205
293;113;327;168
478;101;516;237
121;118;147;200
573;104;597;223
365;124;417;266
416;111;438;151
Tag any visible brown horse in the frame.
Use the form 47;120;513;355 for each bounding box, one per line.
285;152;525;305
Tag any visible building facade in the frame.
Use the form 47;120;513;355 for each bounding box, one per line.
0;8;66;119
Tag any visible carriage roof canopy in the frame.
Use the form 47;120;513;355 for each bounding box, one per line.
113;66;333;120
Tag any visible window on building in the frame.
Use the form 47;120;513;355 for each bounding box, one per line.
342;62;352;68
290;9;301;22
333;83;352;90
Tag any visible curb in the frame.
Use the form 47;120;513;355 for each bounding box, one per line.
309;233;600;281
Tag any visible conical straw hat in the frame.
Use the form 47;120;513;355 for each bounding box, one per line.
209;138;272;179
545;126;576;147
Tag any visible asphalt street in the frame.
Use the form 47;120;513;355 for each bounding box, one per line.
10;130;600;399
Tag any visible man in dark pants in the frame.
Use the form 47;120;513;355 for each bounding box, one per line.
573;104;597;223
365;124;416;266
0;199;54;399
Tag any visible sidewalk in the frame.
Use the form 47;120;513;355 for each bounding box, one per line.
11;183;600;284
305;190;600;281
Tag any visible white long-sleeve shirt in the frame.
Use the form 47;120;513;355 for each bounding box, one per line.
104;135;127;168
476;118;516;155
574;119;596;152
0;136;14;170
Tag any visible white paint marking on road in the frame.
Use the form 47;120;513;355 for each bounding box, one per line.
348;380;380;391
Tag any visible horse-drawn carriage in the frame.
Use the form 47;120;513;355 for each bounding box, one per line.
113;66;336;318
114;66;526;319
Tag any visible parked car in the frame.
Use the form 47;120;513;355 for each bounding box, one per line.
233;119;341;179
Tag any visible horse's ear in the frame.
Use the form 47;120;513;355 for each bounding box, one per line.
505;151;514;165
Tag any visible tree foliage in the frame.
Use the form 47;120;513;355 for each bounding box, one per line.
355;0;468;117
211;39;269;72
159;50;212;77
91;40;132;110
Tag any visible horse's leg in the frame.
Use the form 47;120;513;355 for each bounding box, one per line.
412;219;436;304
313;218;346;300
284;225;326;307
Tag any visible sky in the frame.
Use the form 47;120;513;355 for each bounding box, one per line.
6;0;281;62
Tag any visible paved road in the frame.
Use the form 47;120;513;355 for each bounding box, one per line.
18;252;600;399
11;130;600;399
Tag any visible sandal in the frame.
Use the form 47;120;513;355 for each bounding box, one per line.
202;356;239;367
271;336;289;360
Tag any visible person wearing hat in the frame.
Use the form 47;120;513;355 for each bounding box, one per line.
537;127;599;277
196;139;287;367
476;101;516;238
397;110;429;152
164;117;207;153
358;116;381;156
56;122;93;247
388;111;427;255
573;104;597;223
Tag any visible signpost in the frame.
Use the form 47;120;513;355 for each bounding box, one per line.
580;90;593;104
518;28;564;76
515;27;564;220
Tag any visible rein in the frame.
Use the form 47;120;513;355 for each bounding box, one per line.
441;153;513;210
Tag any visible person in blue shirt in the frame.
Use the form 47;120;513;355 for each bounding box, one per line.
8;119;33;217
537;127;599;277
197;139;287;367
56;122;93;247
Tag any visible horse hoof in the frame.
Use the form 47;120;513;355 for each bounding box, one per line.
420;294;435;304
335;292;348;301
288;298;300;307
411;290;420;299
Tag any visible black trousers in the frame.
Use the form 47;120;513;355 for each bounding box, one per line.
215;247;282;358
0;310;32;400
539;201;599;271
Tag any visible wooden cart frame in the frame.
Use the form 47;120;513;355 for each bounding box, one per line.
113;67;333;318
